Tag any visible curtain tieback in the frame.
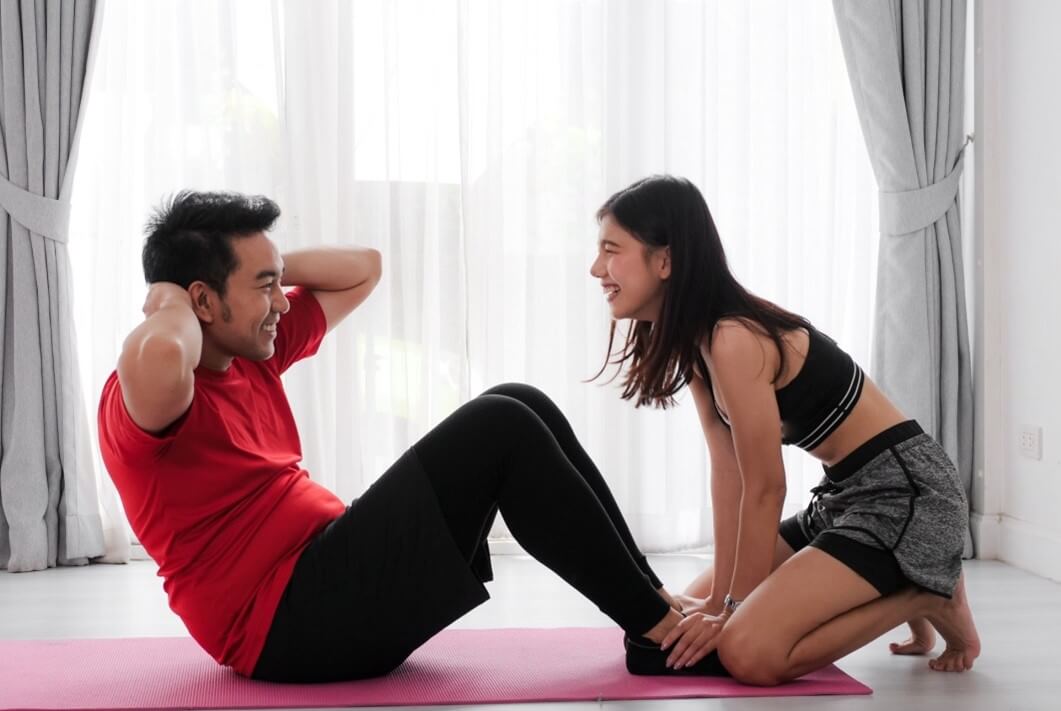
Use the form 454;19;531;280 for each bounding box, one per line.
0;173;71;243
878;134;973;236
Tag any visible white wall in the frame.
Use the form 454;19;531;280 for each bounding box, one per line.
974;0;1061;582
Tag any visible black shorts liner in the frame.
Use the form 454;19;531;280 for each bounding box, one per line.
778;420;966;598
779;512;905;596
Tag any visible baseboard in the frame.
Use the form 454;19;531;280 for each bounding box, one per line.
130;543;152;562
970;512;1001;560
487;538;527;556
997;515;1061;583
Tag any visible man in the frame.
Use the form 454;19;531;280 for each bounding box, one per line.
99;191;698;683
99;191;385;677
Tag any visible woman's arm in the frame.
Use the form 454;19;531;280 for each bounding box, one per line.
684;374;742;614
662;323;788;669
708;322;787;603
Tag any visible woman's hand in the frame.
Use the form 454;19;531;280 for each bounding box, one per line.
660;611;728;669
672;594;726;616
672;594;706;614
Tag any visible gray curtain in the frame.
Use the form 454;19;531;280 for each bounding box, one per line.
833;0;974;556
0;0;103;571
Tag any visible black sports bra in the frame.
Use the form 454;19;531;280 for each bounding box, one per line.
703;326;865;452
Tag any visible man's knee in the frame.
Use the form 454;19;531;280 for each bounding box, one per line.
469;394;543;436
481;382;549;406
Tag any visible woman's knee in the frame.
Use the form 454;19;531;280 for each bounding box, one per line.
717;626;789;687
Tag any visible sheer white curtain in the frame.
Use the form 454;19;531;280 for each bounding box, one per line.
68;0;284;557
70;0;877;554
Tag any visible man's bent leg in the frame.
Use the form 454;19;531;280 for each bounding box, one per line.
480;383;663;589
414;394;671;637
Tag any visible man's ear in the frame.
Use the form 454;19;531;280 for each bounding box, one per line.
187;282;218;324
658;246;671;280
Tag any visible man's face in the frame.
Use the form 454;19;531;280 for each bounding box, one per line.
207;232;290;361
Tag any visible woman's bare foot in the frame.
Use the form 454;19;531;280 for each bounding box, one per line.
642;608;684;645
923;573;981;672
889;617;936;655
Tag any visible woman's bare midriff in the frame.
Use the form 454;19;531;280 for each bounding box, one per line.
804;378;909;467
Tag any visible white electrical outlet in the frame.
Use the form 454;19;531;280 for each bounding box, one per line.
1018;425;1042;460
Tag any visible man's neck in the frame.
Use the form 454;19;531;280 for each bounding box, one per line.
197;341;234;372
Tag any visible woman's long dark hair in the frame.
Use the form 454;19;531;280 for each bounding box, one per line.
593;175;810;408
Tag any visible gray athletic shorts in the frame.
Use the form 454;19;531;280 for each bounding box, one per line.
779;421;967;598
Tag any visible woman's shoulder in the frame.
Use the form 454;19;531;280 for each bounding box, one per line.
705;318;772;373
708;317;769;353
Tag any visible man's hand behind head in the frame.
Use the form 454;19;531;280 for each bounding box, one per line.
143;282;194;319
121;281;202;433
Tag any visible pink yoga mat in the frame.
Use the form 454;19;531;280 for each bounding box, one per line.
0;628;870;709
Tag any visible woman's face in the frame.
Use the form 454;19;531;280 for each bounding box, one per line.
589;214;670;321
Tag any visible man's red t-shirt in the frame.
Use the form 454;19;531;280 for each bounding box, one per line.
98;287;346;676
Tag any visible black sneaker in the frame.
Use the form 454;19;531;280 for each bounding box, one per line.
623;634;729;676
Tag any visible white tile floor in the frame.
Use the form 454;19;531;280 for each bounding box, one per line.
1;556;1058;710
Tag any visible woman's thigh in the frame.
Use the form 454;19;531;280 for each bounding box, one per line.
772;534;797;569
721;546;880;657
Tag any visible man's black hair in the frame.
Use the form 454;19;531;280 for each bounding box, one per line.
142;191;281;296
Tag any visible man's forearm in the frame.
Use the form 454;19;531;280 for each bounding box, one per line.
117;289;203;432
122;289;202;376
281;247;381;292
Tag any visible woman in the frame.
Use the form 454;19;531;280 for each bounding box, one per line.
588;175;980;686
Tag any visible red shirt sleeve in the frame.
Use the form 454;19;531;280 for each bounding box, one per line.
98;372;181;462
268;287;327;374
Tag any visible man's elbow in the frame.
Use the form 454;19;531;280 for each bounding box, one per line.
364;248;383;285
118;333;186;386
